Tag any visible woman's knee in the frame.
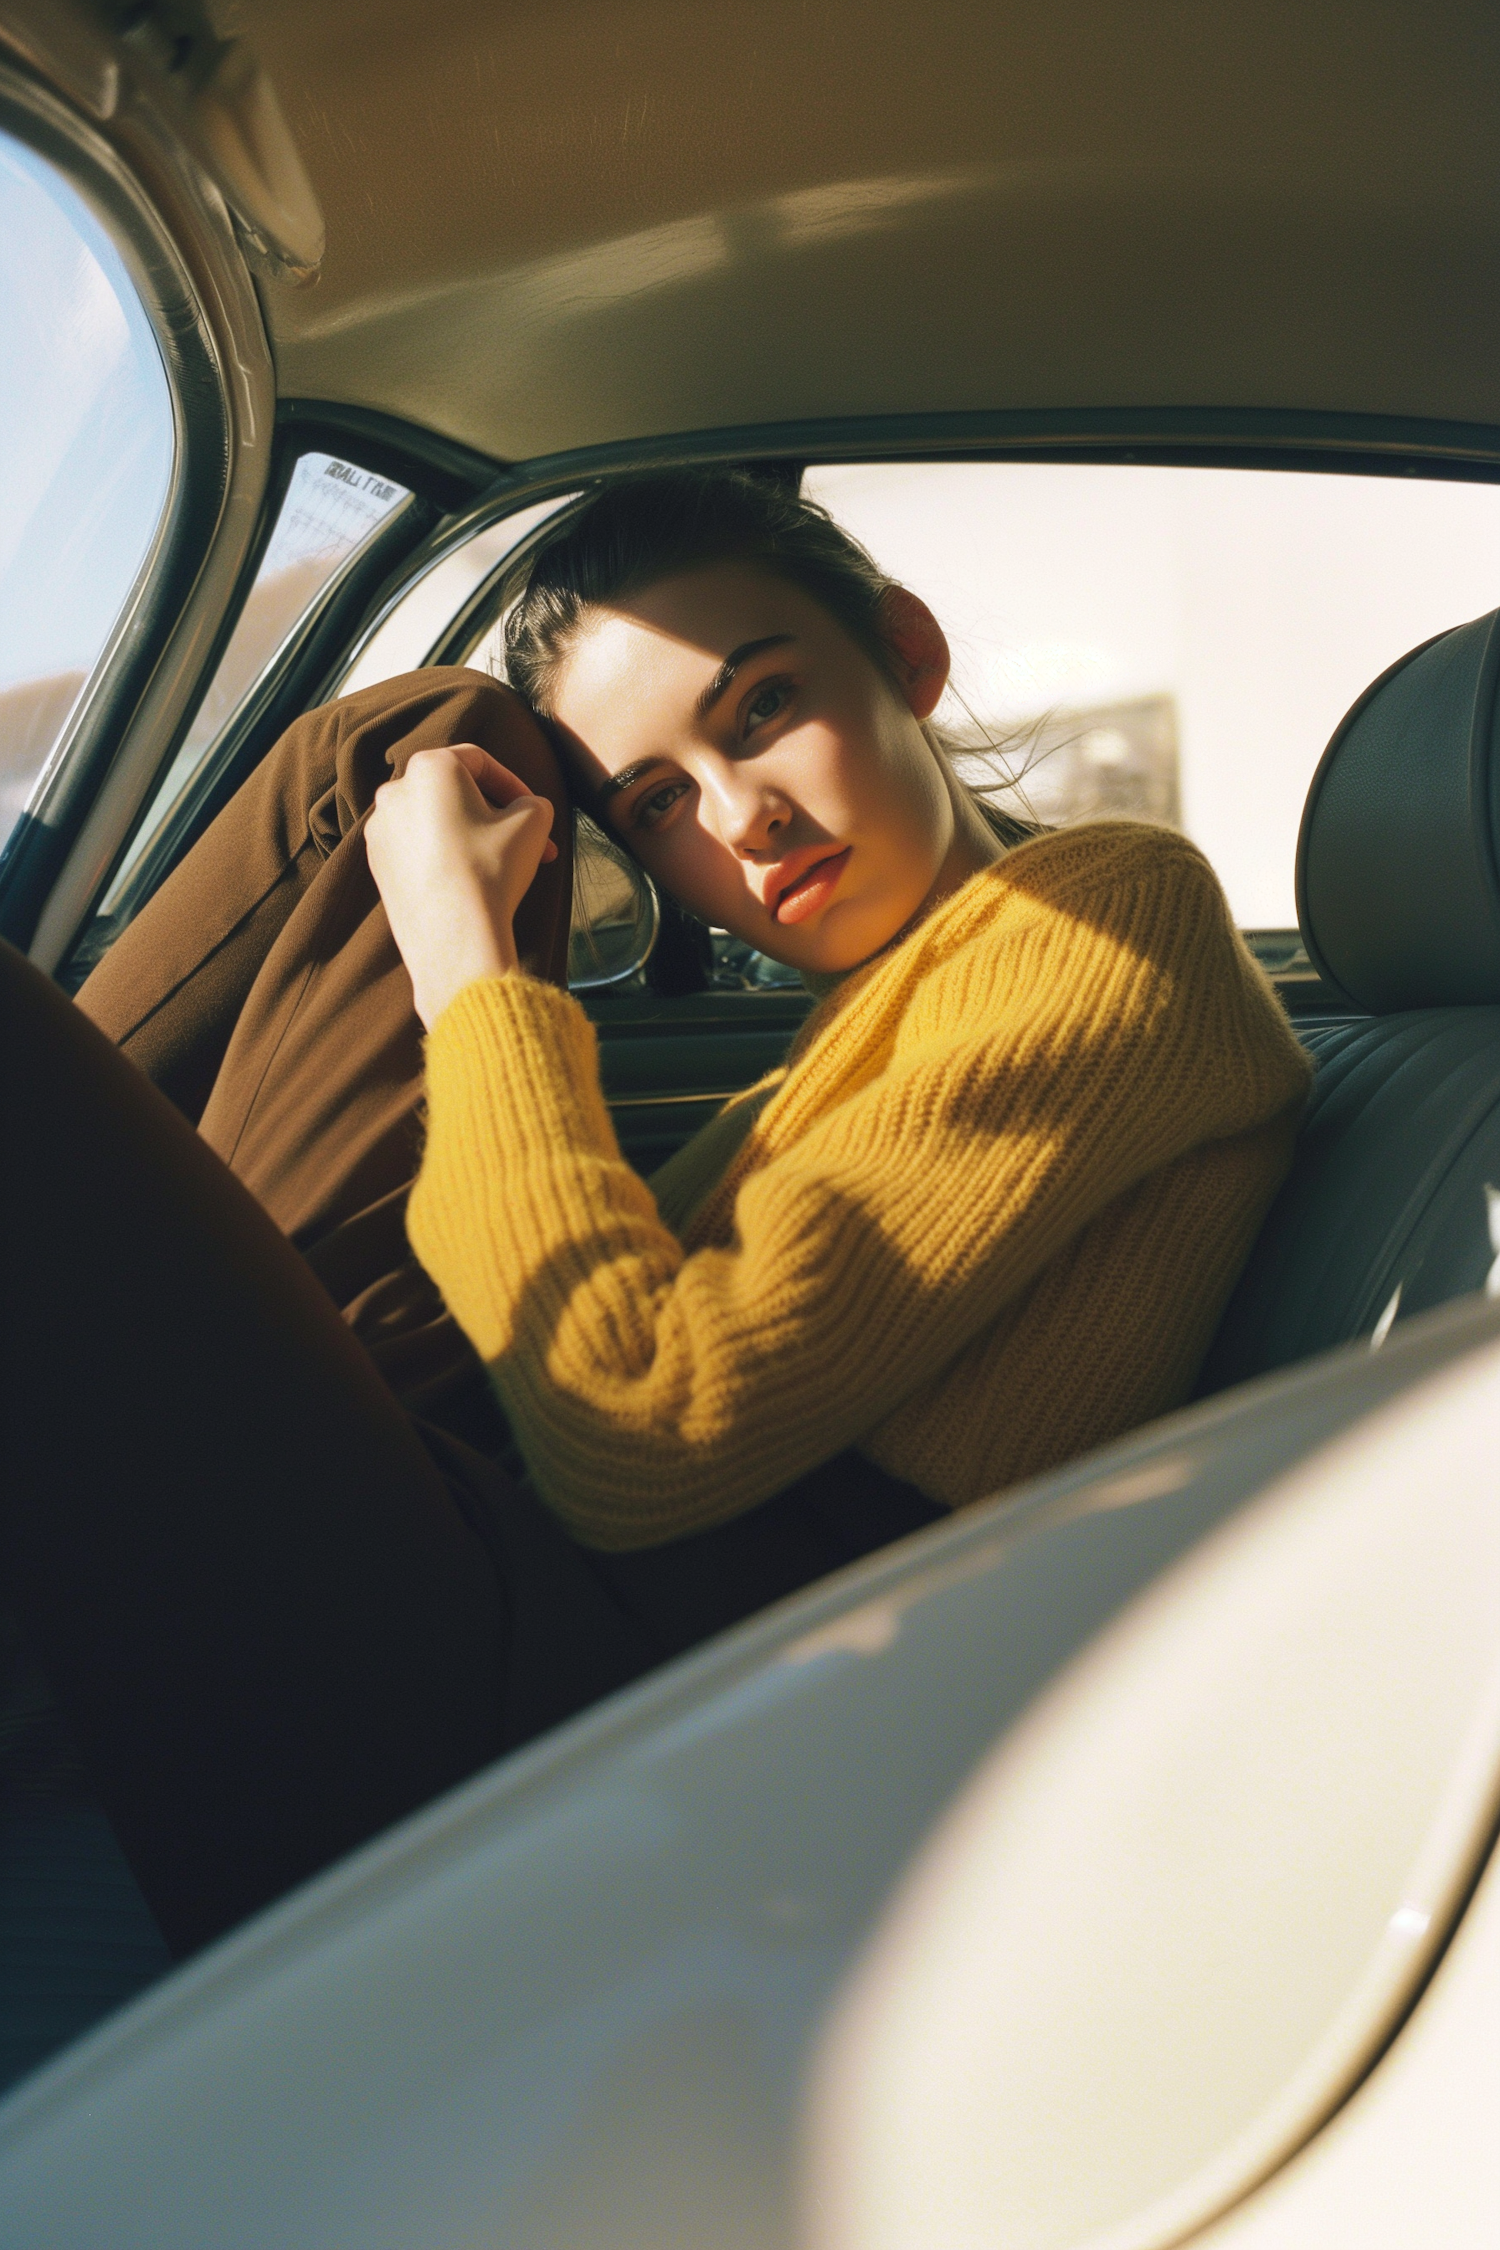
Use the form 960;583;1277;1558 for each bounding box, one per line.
336;668;567;835
347;670;574;983
435;671;563;798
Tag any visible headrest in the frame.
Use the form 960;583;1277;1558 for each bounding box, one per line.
1297;608;1500;1011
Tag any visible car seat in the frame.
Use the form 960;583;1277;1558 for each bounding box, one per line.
1197;608;1500;1394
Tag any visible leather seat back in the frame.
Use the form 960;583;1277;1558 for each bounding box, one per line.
1198;609;1500;1395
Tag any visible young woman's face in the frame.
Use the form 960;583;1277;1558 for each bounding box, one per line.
546;561;975;974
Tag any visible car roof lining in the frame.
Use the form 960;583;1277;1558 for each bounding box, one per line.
231;0;1500;462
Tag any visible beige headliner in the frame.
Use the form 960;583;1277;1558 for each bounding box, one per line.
242;0;1500;463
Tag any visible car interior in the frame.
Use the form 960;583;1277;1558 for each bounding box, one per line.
4;0;1500;2117
5;437;1500;2096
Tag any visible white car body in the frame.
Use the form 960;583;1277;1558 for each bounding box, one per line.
2;3;1499;2241
0;1293;1496;2247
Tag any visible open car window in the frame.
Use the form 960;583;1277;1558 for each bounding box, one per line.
0;129;173;859
802;460;1500;936
333;496;578;698
434;458;1500;1003
69;454;1500;1018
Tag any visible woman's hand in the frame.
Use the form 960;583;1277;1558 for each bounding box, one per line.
365;743;559;1030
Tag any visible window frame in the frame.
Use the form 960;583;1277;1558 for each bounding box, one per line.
0;58;274;966
53;401;509;986
327;416;1500;1004
56;395;1500;997
324;405;1500;710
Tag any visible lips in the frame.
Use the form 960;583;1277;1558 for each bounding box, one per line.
773;846;851;925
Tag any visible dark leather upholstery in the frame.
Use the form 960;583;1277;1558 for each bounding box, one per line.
1197;1009;1500;1392
1201;606;1500;1394
1298;609;1500;1009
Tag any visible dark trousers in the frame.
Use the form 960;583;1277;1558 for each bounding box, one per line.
2;672;938;1960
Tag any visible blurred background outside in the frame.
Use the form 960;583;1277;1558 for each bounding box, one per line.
806;460;1500;928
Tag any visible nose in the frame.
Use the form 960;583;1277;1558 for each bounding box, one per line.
702;763;793;858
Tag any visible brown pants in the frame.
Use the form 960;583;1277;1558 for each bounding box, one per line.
3;671;937;1960
75;666;574;1447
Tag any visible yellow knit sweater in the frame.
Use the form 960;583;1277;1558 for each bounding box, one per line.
407;822;1311;1549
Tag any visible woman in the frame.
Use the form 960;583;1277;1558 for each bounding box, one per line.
3;472;1310;1956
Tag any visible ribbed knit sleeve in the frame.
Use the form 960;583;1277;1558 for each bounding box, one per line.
407;825;1311;1549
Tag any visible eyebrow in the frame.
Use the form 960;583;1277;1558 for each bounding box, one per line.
593;633;799;808
694;633;796;721
594;757;661;807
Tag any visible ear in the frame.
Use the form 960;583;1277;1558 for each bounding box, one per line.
877;585;951;722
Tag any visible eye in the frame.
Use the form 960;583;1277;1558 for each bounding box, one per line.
632;778;690;831
743;677;792;735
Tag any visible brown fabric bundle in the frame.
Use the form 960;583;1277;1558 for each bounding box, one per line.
77;668;573;1443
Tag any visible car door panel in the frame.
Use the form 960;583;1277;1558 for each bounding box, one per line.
588;987;812;1169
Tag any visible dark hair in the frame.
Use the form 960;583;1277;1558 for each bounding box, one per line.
500;468;1039;848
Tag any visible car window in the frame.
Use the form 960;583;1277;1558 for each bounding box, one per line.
95;451;411;919
108;455;1499;1002
334;495;578;697
803;461;1500;930
0;129;173;857
457;461;1500;996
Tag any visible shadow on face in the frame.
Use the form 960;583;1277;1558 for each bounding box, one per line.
545;561;991;975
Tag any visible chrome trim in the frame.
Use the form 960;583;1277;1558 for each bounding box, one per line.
605;1086;736;1111
0;58;274;972
426;493;586;672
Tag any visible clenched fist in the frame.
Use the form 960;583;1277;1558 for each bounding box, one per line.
365;742;559;1029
